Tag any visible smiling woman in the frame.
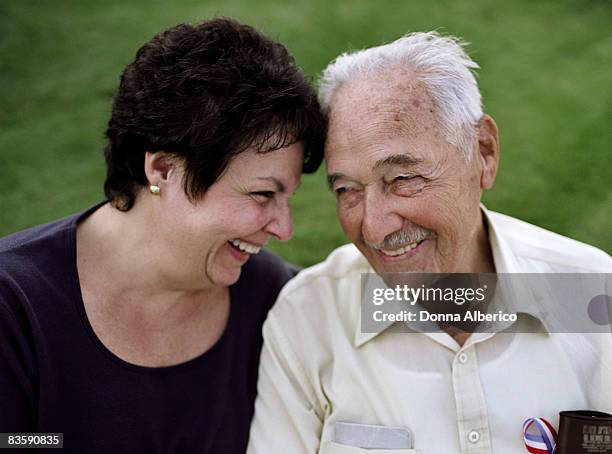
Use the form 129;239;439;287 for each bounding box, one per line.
0;17;325;454
119;144;305;291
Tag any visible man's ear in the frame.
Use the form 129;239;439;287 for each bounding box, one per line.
477;114;500;190
144;151;176;189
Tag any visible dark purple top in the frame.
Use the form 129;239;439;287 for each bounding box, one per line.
0;205;293;453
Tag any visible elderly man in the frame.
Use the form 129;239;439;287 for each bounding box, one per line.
247;32;612;453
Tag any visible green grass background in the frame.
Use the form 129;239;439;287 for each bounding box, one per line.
1;0;610;266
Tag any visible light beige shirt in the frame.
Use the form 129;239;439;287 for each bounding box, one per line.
247;208;612;454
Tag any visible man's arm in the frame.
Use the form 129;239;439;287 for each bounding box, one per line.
247;312;324;454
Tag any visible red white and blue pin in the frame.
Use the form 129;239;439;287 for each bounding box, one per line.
523;418;558;454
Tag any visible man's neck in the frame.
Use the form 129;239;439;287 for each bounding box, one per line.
468;208;496;273
446;209;496;346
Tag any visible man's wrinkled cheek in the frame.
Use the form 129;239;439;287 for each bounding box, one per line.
337;209;358;239
422;191;461;226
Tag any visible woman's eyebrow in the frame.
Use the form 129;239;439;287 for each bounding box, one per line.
256;177;286;192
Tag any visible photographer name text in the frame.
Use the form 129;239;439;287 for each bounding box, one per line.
372;310;517;323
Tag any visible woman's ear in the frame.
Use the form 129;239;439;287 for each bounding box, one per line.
477;114;500;190
143;152;176;190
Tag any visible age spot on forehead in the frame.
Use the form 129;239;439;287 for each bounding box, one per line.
327;70;445;147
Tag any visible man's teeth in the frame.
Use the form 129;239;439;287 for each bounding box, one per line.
379;241;419;257
229;239;261;254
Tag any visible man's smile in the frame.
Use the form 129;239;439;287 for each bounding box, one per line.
373;237;433;262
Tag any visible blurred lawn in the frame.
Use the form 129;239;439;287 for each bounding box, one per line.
0;0;610;266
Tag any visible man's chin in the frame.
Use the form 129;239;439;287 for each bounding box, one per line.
371;260;432;275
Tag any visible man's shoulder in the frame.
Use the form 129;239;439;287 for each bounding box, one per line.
280;243;367;297
266;244;366;334
488;210;611;272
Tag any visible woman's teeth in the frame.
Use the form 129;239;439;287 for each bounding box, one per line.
379;241;420;257
229;239;261;254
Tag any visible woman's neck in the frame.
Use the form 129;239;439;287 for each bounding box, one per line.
75;202;231;367
76;201;223;317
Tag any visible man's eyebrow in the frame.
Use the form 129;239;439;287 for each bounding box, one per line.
326;173;347;190
327;154;422;189
256;177;286;192
373;153;423;170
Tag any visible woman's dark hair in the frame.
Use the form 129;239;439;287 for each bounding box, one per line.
104;17;325;210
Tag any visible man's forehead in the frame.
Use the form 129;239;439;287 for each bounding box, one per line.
330;70;431;113
326;71;438;144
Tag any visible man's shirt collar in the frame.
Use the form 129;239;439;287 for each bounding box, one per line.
354;204;552;348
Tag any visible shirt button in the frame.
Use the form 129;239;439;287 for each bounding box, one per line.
468;430;480;443
458;353;468;364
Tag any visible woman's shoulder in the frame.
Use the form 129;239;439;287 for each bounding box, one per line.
0;212;81;317
231;249;297;311
1;215;73;254
0;216;78;383
0;214;76;278
0;204;102;262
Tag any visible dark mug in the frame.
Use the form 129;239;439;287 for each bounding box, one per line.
555;410;612;453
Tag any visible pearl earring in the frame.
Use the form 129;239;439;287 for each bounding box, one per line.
149;185;160;195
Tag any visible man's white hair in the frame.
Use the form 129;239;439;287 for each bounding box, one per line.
319;31;483;158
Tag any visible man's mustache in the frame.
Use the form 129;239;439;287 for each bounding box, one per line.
365;226;436;250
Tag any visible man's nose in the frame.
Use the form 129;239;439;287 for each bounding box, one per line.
264;201;294;242
361;189;404;246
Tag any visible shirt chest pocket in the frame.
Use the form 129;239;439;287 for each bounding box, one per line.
321;441;419;454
